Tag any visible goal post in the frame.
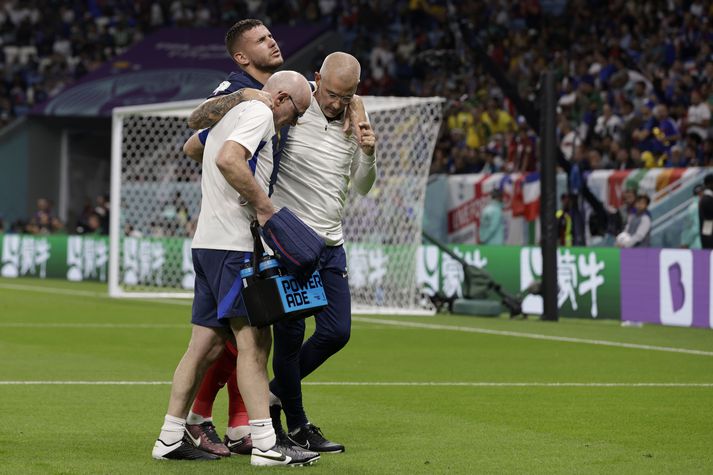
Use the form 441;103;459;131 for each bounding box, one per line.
109;96;444;314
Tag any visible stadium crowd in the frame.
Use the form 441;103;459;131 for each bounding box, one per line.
1;195;110;235
1;1;712;205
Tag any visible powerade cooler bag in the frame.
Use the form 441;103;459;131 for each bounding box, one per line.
260;207;325;282
242;212;328;327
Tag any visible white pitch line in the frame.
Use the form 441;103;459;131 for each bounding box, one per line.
0;381;171;385
353;317;713;357
0;283;106;298
0;381;711;388
0;322;187;329
0;283;191;306
303;382;713;388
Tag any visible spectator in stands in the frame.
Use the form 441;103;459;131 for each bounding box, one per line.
685;90;711;144
616;194;651;248
619;188;637;224
649;105;680;155
27;198;63;234
477;146;498;174
507;116;537;172
479;189;505;245
630;81;650;114
559;118;582;161
81;213;103;235
681;184;703;249
481;98;515;137
94;194;110;234
594;103;623;143
700;174;713;249
75;200;95;234
666;145;688;168
611;146;635;170
618;99;639;151
557;193;573;247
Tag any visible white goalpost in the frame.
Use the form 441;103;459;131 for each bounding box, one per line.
109;96;444;315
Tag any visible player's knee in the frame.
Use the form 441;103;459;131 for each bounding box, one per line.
315;325;350;352
204;340;227;364
187;325;227;361
332;327;350;350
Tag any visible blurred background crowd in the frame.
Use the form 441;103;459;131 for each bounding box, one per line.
1;0;712;235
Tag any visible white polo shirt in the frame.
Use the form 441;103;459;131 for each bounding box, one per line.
271;96;369;246
192;101;275;251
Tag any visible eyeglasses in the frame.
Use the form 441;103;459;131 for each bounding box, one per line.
287;95;304;118
324;90;354;105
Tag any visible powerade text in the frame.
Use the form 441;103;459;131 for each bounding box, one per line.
281;274;323;308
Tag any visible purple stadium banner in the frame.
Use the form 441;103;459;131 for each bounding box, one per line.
32;25;326;116
621;248;712;328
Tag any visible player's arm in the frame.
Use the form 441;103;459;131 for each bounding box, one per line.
187;88;272;129
183;130;207;163
350;121;377;196
216;141;274;225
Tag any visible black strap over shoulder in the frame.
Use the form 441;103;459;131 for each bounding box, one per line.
250;220;264;268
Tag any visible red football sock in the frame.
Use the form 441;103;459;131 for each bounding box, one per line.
191;341;239;418
227;367;249;427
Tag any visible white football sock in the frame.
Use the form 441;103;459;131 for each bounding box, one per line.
226;425;251;440
159;414;185;444
249;418;276;451
186;411;210;425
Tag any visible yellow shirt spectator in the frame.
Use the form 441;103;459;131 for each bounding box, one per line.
481;108;515;135
448;109;489;149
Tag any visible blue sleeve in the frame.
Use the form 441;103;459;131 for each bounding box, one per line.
208;80;242;99
662;120;677;136
198;128;211;145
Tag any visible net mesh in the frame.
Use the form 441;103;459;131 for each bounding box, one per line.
111;97;443;314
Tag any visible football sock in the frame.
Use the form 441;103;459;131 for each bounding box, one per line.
249;419;276;451
192;342;239;418
186;411;210;425
159;414;185;444
226;425;251;440
227;370;249;427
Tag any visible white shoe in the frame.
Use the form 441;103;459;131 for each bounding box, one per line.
250;441;320;466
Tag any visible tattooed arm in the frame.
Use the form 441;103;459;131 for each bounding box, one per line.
187;88;273;129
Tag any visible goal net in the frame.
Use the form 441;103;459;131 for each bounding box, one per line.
109;96;444;315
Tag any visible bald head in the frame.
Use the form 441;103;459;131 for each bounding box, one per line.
319;52;361;87
263;70;311;127
315;52;361;119
264;71;311;107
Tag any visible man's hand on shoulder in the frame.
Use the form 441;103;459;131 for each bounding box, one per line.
242;89;274;109
187;88;273;130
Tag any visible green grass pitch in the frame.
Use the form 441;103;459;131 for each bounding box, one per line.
0;277;712;474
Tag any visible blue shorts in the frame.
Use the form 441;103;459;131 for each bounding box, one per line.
191;249;252;328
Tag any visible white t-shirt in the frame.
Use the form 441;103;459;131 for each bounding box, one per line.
271;96;363;246
560;130;582;160
192;101;275;251
687;102;711;140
